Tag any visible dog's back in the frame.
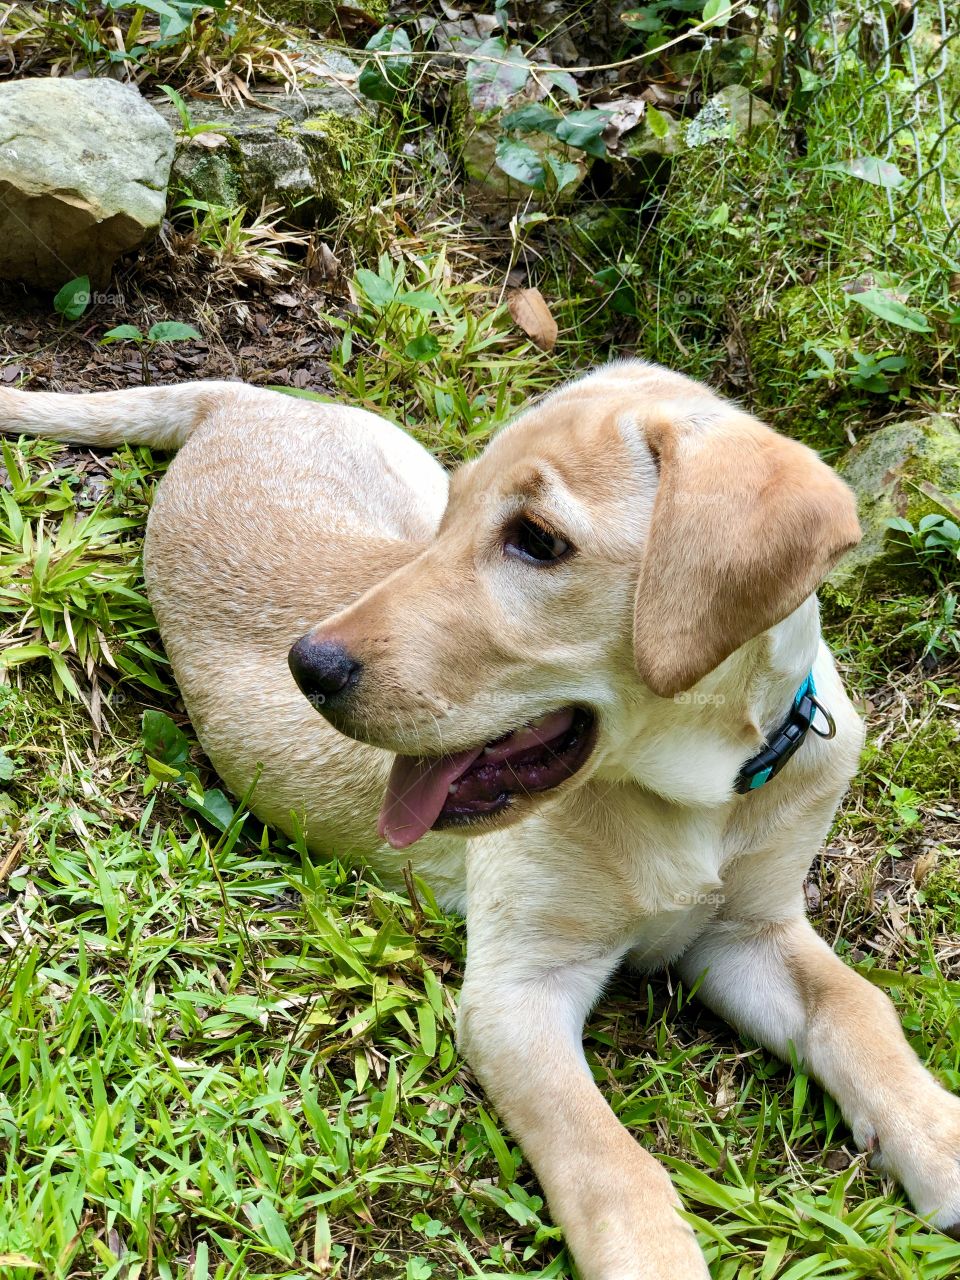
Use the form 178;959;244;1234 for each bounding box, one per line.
0;381;470;898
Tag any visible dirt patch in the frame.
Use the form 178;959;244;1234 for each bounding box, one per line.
0;226;345;395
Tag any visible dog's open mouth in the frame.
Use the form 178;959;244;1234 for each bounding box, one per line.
377;706;596;849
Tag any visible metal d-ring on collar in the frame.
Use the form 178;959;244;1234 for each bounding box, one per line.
734;671;836;795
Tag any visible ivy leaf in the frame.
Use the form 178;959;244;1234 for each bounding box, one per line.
546;153;581;194
53;276;91;321
147;322;201;342
0;750;15;782
824;155;905;188
359;26;412;103
404;333;441;360
467;36;531;111
621;8;665;31
702;0;732;27
555;109;611;158
142;710;190;772
501;104;559;135
494;137;546;188
847;288;932;332
544;69;580;102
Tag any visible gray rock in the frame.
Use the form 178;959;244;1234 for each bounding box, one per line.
152;49;373;222
686;84;776;148
0;77;174;290
829;414;960;595
453;90;589;212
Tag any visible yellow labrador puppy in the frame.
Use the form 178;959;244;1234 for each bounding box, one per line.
3;360;958;1279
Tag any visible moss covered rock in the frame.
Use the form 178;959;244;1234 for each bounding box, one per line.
685;85;776;148
151;48;374;221
829;414;960;596
452;88;590;213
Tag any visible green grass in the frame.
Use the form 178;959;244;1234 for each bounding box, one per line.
1;662;959;1279
2;329;959;1280
550;51;960;453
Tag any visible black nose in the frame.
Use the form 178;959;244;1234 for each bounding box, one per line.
288;636;361;705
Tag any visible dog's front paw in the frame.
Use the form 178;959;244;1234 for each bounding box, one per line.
871;1083;960;1236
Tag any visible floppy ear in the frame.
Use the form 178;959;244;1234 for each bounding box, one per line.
633;407;861;697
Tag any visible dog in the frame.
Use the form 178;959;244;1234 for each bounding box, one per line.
3;359;958;1279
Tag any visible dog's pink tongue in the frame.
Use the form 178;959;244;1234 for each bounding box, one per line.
378;747;484;849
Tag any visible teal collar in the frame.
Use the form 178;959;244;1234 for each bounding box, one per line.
734;672;834;794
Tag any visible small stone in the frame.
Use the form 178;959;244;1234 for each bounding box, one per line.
686;85;777;148
830;414;960;597
824;1149;852;1171
0;78;174;289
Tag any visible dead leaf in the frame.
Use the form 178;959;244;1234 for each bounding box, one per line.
913;849;938;886
508;287;557;352
885;891;906;935
917;480;960;523
601;97;646;151
189;132;229;149
713;1071;736;1117
308;240;342;282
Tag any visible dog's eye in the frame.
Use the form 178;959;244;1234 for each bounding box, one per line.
505;516;572;564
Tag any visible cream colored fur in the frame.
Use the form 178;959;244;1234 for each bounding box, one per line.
3;361;958;1279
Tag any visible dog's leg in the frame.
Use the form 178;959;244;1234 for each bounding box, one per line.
460;865;710;1280
679;914;960;1234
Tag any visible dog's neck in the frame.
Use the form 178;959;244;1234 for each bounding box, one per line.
596;597;823;807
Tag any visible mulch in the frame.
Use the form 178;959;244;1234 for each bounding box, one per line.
0;226;345;395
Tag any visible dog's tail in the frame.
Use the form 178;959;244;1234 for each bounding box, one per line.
0;380;268;450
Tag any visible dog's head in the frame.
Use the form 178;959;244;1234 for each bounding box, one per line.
289;361;860;848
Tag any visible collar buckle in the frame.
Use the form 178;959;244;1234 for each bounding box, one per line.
734;671;831;795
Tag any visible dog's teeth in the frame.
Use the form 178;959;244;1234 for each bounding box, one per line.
448;783;460;795
483;746;496;755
